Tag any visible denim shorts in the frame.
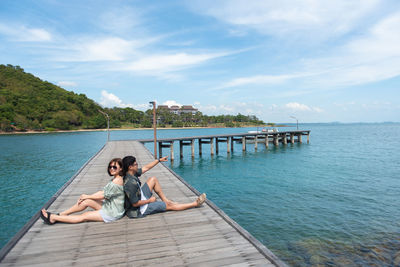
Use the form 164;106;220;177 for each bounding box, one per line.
141;183;167;216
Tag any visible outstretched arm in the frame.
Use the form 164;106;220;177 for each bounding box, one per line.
142;156;168;174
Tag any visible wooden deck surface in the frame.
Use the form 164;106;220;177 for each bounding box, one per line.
0;141;286;267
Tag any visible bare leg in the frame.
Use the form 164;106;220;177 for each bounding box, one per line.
42;209;103;224
166;201;197;211
145;177;173;204
59;199;102;216
165;193;207;211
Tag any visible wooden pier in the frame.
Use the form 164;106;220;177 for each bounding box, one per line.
0;140;287;266
141;130;310;161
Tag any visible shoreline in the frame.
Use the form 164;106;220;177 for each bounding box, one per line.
0;125;276;135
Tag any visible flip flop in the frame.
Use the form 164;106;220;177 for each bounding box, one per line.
40;210;55;225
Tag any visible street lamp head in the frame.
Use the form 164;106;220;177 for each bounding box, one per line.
149;101;155;106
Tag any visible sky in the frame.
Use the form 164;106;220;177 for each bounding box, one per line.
0;0;399;123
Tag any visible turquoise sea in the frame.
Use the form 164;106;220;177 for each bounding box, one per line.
1;123;399;266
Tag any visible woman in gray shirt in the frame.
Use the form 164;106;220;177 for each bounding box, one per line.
40;158;125;224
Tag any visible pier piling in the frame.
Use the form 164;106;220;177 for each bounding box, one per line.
179;140;193;159
191;139;195;158
282;134;287;145
273;135;279;146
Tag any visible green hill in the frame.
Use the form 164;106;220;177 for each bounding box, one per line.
0;64;115;131
0;64;265;132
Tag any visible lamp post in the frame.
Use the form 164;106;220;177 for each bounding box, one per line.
290;116;298;130
98;109;110;142
149;101;157;159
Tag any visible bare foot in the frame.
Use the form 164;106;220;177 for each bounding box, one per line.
196;193;206;207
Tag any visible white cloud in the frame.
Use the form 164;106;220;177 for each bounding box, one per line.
285;102;311;111
68;37;136;62
214;10;400;93
0;23;52;42
53;34;162;62
57;81;77;87
285;102;323;113
216;73;307;89
195;102;264;116
99;6;143;34
132;103;150;111
162;100;182;107
303;11;400;87
100;90;133;108
313;107;324;113
188;0;379;39
124;52;228;72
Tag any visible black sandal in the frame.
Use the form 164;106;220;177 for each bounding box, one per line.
40;210;55;225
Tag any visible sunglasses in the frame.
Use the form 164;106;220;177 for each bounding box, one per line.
109;165;118;170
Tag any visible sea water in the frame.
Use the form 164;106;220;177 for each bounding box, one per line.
0;124;399;266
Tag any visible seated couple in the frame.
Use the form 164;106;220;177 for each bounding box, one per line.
40;156;206;224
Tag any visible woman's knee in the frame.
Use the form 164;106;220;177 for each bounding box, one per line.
78;199;91;207
80;199;100;210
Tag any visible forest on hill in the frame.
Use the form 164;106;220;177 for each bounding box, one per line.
0;64;265;132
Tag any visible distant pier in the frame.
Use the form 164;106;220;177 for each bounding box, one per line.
140;130;310;161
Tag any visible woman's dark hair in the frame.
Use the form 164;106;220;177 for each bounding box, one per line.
122;156;136;176
107;158;123;176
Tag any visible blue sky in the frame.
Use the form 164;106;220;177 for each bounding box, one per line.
1;0;399;123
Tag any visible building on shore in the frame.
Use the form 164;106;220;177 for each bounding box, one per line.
158;105;198;115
